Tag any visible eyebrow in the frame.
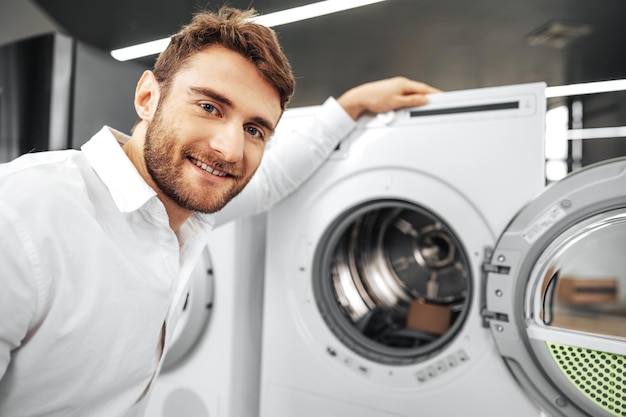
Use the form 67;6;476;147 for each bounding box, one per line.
188;86;276;135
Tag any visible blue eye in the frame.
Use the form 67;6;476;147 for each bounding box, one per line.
201;103;216;114
245;126;263;139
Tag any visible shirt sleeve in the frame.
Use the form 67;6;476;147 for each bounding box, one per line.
0;203;42;380
213;97;356;226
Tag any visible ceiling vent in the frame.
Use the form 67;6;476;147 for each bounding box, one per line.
527;21;592;48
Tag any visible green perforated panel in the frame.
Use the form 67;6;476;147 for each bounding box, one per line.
548;342;626;416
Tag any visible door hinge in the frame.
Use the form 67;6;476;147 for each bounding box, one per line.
480;247;510;327
480;308;509;328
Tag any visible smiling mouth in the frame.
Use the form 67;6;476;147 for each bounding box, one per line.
189;157;228;177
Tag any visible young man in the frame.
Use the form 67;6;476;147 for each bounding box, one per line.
0;7;439;416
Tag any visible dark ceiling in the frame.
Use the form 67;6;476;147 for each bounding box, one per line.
31;0;626;107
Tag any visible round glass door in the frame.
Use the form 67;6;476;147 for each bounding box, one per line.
531;209;626;340
486;158;626;417
527;209;626;417
313;199;472;365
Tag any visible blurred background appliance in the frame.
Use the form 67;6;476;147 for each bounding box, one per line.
145;214;268;417
0;32;143;161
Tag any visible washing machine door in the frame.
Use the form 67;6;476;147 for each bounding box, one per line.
485;157;626;417
161;247;214;372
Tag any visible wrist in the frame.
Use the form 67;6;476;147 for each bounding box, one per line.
337;89;367;120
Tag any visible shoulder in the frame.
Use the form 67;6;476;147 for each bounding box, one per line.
0;149;83;180
0;150;95;212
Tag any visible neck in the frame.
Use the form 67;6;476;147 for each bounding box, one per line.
161;199;193;233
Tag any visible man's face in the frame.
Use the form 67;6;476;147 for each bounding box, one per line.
143;45;282;214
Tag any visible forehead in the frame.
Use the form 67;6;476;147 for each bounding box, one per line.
172;45;282;127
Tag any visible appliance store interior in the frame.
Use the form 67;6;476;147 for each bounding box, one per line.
1;1;625;416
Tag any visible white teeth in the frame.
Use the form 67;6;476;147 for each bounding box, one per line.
192;158;227;177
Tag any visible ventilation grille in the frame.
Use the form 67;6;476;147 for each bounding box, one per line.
548;342;625;416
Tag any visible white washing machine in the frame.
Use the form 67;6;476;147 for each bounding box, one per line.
259;82;549;416
145;213;267;417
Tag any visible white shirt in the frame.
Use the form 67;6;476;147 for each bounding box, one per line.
0;98;355;417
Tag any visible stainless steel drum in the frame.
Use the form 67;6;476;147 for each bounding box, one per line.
313;199;471;365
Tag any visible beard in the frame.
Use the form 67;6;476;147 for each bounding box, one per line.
143;106;255;214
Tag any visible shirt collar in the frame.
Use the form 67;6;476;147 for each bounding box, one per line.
81;126;157;213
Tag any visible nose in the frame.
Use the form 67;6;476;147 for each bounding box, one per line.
209;122;244;162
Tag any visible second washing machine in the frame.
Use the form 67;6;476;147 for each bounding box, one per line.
145;213;268;417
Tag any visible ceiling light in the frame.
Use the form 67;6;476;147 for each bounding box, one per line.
111;38;171;62
545;79;626;98
111;0;386;61
252;0;385;27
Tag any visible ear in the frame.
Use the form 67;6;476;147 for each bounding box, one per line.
134;70;161;121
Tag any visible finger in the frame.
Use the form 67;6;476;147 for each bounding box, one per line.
387;77;441;95
402;80;442;95
394;94;429;108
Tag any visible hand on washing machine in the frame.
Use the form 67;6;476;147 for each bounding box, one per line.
337;76;441;120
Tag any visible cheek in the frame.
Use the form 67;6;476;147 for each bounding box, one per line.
243;142;266;172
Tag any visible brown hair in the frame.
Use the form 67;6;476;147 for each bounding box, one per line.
151;6;295;110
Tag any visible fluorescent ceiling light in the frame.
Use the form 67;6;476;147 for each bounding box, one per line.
111;0;386;61
546;79;626;98
111;38;171;62
567;126;626;140
251;0;385;27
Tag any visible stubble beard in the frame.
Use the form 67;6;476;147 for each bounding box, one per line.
143;108;253;214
